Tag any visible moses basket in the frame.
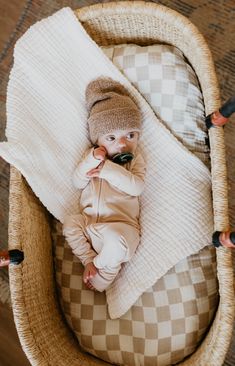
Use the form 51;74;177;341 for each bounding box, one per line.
8;2;234;365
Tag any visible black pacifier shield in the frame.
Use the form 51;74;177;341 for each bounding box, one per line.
112;152;134;164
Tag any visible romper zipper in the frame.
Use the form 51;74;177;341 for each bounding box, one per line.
96;178;102;223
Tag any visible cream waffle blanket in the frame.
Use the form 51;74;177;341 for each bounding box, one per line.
0;8;213;319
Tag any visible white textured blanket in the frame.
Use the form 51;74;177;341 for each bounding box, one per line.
0;8;213;319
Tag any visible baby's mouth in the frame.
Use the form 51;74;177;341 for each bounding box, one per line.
111;152;134;164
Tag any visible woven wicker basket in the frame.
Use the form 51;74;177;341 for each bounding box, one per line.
8;2;234;365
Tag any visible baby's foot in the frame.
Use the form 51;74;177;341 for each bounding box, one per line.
83;262;98;290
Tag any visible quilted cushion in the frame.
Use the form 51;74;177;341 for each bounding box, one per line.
53;44;218;366
103;44;210;166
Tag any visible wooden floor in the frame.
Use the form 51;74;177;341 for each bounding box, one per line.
0;0;26;53
0;301;30;366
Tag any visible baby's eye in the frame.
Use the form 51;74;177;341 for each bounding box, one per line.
126;132;135;139
106;136;115;142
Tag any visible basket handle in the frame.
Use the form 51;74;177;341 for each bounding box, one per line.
207;96;235;249
206;95;235;128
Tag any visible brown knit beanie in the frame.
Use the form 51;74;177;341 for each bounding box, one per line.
85;77;142;144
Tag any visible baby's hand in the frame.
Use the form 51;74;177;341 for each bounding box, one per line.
93;146;107;161
87;161;105;178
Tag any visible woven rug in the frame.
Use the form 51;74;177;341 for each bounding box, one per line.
0;0;234;364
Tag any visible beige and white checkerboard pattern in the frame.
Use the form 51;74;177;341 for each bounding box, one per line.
53;45;217;366
103;44;210;167
54;224;218;366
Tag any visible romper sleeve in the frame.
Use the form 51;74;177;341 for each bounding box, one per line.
99;153;146;196
72;147;102;189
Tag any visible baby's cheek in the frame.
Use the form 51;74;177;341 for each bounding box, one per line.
128;142;138;153
105;145;115;156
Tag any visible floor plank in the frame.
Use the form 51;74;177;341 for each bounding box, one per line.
0;0;27;53
0;301;30;366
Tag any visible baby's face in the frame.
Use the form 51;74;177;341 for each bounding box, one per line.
97;129;140;158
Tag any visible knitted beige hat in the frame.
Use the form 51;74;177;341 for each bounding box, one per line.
85;77;142;144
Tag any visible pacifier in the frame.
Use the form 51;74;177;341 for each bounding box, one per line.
112;152;134;165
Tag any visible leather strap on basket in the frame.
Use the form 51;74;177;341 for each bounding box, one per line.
212;231;235;248
0;249;24;267
205;95;235;128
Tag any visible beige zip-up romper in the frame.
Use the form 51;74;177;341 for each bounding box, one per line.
63;148;146;291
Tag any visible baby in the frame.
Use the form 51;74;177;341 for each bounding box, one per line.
63;77;146;291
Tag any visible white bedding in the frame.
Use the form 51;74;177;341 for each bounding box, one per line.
0;8;213;318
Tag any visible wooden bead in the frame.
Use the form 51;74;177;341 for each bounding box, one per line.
211;111;229;127
212;231;235;248
0;250;10;267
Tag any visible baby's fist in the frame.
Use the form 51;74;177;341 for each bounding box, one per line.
93;146;107;161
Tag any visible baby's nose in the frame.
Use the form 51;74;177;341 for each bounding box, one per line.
118;137;126;147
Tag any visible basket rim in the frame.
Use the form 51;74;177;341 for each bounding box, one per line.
77;1;196;27
8;2;234;366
